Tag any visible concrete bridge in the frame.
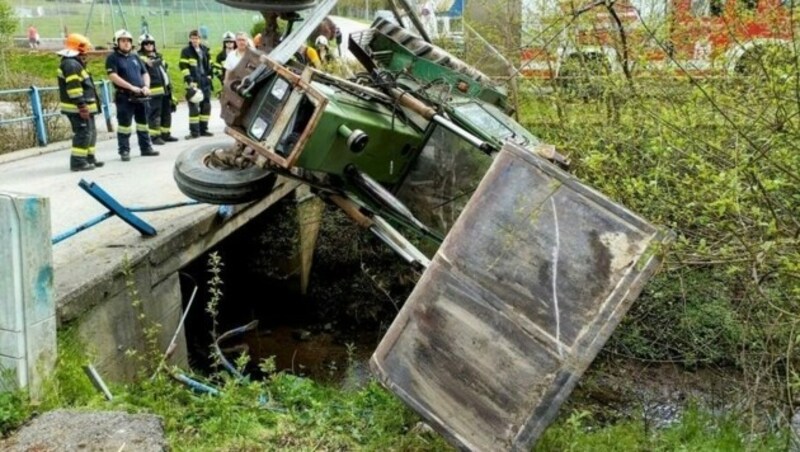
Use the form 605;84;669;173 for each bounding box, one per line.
0;103;303;395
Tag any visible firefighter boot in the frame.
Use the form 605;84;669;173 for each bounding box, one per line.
70;156;95;172
87;154;105;168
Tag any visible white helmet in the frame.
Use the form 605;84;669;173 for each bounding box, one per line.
138;33;156;46
113;29;133;47
187;86;204;104
315;35;329;49
222;31;235;43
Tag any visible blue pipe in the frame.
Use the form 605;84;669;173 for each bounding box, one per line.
51;200;201;245
100;81;114;131
29;86;48;146
172;373;221;396
128;201;200;213
52;211;114;244
213;320;259;380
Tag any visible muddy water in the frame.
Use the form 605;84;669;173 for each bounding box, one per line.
238;325;379;383
179;200;416;384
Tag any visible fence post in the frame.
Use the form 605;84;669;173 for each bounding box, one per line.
0;192;56;401
100;80;114;133
29;86;48;147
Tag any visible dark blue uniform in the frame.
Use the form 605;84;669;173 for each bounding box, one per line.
58;55;100;169
179;42;213;137
106;49;153;156
139;47;175;142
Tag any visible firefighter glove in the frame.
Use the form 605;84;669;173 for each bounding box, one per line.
78;104;91;120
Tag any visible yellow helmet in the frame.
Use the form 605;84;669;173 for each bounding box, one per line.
64;33;92;55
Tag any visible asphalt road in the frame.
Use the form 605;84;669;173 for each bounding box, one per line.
0;101;230;236
0;15;370;235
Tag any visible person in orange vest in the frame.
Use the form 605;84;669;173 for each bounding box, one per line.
57;33;103;171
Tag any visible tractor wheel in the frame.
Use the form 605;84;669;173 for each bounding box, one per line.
214;0;317;12
371;17;492;85
174;142;277;205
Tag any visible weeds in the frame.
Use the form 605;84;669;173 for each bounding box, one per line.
537;404;789;451
122;256;164;377
0;371;29;436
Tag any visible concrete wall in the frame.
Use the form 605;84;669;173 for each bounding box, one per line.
1;178;299;386
0;192;56;399
77;271;187;382
59;179;300;382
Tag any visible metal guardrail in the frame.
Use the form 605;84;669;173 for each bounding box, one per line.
0;80;114;147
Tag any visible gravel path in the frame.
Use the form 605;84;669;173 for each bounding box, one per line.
1;410;167;452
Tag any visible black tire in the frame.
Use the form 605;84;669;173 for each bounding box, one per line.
371;17;493;85
173;142;277;205
214;0;316;12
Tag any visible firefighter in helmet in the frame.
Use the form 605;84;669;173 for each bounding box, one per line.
213;31;236;85
294;43;321;69
106;28;158;161
57;33;103;171
179;29;213;139
138;33;178;145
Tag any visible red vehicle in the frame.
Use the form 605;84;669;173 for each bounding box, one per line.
517;0;795;79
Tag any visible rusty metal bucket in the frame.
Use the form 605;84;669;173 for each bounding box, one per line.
372;142;673;451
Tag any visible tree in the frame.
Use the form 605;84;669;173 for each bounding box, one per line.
0;0;18;77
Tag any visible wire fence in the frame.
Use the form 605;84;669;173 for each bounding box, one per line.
0;81;114;147
13;0;264;49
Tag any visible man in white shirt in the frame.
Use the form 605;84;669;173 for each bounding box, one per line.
223;32;252;84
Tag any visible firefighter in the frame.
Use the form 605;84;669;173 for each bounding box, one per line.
213;31;236;85
57;33;103;171
180;29;214;139
294;43;321;69
138;33;178;145
314;35;331;63
106;29;158;161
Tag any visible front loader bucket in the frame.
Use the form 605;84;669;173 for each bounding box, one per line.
372;142;673;451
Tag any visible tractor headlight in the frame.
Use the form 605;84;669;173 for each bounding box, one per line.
250;117;269;140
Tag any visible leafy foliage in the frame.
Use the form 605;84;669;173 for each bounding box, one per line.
505;1;800;416
536;405;789;451
0;383;29;436
0;0;16;46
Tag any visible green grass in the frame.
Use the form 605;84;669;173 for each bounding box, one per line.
536;407;789;452
16;2;261;50
6;329;786;450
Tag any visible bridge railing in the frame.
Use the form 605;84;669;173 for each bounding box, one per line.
0;81;115;147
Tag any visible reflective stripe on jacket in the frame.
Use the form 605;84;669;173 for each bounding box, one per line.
179;43;212;89
58;56;98;114
139;51;168;96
